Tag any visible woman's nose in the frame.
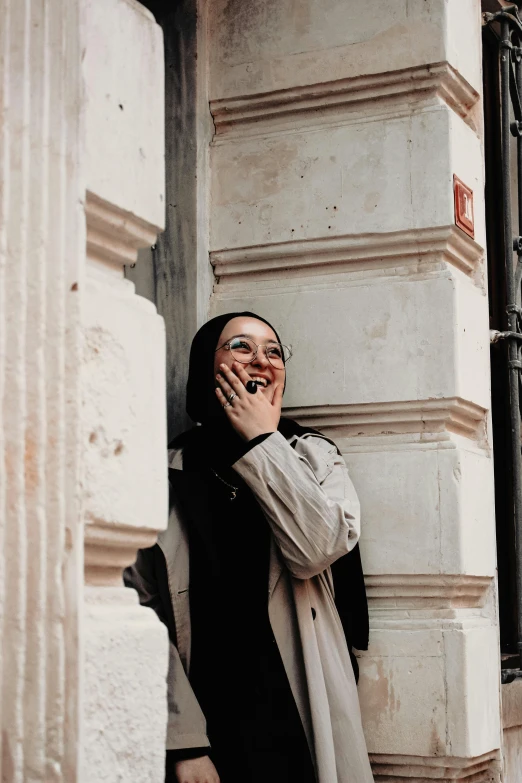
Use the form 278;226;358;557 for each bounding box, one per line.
252;348;269;368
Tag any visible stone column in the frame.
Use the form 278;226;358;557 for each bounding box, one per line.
0;0;84;780
208;0;501;779
81;1;168;780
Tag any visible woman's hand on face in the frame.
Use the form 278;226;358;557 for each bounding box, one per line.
174;755;220;783
215;361;284;442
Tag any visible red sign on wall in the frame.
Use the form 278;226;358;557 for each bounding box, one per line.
453;175;474;239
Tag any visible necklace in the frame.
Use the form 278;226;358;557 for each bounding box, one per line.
211;468;239;501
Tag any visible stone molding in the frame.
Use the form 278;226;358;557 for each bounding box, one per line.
84;521;159;586
85;190;158;267
211;62;480;141
365;574;491;610
283;397;487;445
211;225;483;285
369;751;500;782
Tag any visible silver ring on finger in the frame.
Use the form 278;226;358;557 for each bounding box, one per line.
227;392;237;403
223;401;231;408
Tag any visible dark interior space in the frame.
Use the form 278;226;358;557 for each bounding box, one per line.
482;22;519;660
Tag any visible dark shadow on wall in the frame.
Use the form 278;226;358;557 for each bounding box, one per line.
126;0;200;442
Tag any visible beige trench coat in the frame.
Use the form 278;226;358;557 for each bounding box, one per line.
131;430;374;783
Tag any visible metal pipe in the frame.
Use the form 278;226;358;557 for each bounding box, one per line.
501;17;522;670
514;52;522;303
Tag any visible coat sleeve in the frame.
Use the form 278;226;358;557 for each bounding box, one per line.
232;431;360;579
124;548;211;752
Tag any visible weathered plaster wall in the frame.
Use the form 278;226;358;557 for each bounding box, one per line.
502;679;522;782
81;1;168;780
0;0;84;779
208;0;501;780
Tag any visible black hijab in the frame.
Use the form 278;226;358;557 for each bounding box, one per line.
173;311;369;662
186;311;284;425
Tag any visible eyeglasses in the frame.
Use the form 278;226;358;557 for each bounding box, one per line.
216;336;292;368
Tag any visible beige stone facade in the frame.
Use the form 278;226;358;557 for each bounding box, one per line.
0;0;519;781
207;2;504;780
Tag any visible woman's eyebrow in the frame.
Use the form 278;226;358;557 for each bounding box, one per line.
229;333;279;342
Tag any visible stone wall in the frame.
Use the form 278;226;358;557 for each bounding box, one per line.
1;1;169;779
502;680;522;782
81;1;168;780
208;0;502;779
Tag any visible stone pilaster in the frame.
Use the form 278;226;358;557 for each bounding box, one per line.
0;0;83;780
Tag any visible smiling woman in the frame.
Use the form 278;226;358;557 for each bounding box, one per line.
213;316;287;442
125;312;373;783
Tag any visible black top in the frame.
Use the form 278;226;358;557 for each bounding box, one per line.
166;430;315;781
188;460;309;752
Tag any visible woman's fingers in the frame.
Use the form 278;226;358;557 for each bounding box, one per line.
215;361;282;441
216;371;234;400
231;361;252;387
219;363;246;395
174;755;220;783
215;386;233;410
